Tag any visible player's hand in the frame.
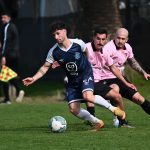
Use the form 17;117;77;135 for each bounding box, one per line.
22;77;35;86
52;61;60;69
126;82;137;91
1;57;6;65
143;73;150;80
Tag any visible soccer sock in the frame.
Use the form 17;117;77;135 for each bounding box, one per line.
77;108;100;123
87;106;95;116
94;95;115;112
141;99;150;115
117;117;126;125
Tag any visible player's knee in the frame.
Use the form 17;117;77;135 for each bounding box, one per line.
83;95;93;103
69;107;79;115
110;84;120;92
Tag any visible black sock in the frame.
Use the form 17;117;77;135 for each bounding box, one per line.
117;117;126;125
87;107;95;117
141;100;150;115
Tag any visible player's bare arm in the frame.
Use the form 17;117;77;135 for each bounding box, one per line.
128;57;150;80
110;64;137;90
22;61;52;86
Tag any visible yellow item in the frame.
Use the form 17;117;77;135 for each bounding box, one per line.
0;65;17;82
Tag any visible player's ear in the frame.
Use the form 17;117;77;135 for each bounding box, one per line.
107;34;111;41
126;37;128;43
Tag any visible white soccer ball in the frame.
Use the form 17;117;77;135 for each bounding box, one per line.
48;116;67;133
113;118;119;128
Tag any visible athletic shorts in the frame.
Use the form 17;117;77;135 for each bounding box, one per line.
94;81;112;97
101;78;137;100
66;76;94;104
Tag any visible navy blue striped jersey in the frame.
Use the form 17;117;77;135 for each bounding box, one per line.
46;39;93;87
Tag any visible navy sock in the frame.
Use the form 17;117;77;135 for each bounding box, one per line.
87;107;95;117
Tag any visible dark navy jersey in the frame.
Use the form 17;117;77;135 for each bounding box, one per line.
46;39;94;87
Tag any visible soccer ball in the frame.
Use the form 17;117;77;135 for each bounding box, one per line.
113;117;119;128
48;116;67;133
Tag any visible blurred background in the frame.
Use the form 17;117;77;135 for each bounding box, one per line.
0;0;150;82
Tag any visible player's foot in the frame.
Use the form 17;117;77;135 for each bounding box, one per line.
16;90;25;103
113;107;126;120
120;121;135;128
91;120;104;131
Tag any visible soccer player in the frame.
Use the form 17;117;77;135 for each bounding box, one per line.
86;28;136;127
22;21;125;131
101;28;150;124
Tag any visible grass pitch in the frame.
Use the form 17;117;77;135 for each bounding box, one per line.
0;70;150;150
0;100;150;150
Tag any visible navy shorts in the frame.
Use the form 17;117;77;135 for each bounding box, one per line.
94;81;112;97
101;78;137;100
66;76;94;104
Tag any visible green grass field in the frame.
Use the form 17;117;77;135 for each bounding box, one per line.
0;70;150;150
0;101;150;150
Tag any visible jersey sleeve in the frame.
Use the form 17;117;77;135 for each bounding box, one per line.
46;44;57;63
127;44;134;59
79;39;87;52
72;39;86;52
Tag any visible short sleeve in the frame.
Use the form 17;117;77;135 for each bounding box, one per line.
46;44;57;63
71;39;86;52
127;44;134;59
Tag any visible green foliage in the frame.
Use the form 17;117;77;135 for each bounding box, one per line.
0;101;150;150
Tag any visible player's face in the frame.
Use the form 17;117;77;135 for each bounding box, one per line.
53;29;67;44
115;34;128;49
1;15;11;24
93;33;107;51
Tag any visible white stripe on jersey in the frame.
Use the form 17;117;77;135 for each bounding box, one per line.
70;39;86;52
46;43;58;63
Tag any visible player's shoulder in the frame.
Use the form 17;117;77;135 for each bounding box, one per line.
103;40;115;53
125;43;132;50
85;42;91;46
70;38;85;45
49;43;58;52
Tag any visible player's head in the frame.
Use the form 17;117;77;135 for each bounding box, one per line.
1;12;11;24
92;28;108;51
114;28;128;49
50;21;70;44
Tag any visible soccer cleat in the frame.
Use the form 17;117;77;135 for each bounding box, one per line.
16;90;25;103
113;107;126;120
91;120;104;131
120;121;135;128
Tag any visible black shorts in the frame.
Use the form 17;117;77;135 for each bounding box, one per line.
94;81;112;98
101;78;137;100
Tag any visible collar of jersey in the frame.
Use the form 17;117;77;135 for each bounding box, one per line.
57;40;73;52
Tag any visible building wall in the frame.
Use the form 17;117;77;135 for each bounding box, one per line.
18;0;79;18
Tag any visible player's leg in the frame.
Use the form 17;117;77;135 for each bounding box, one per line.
105;89;124;110
69;102;102;123
132;92;150;115
115;78;150;115
66;86;104;131
82;90;125;120
86;102;95;116
94;82;124;110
